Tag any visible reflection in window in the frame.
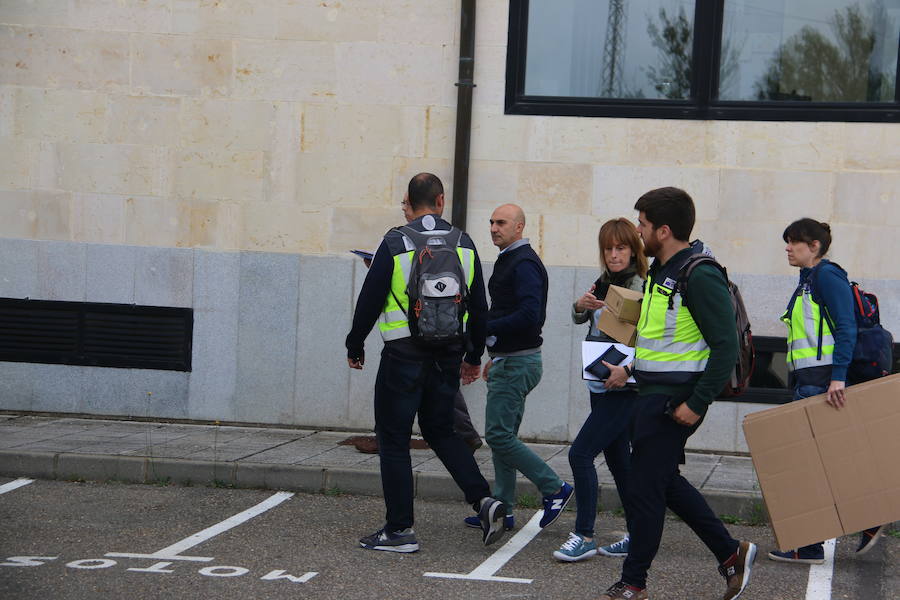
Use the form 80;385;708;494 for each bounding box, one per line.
524;0;695;100
720;1;900;102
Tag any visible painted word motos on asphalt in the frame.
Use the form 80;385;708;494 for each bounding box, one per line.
1;555;317;583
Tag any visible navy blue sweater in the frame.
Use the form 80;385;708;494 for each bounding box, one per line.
801;259;857;382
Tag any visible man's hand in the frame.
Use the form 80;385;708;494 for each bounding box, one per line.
671;402;700;426
575;284;605;312
460;362;480;385
604;362;628;390
481;359;493;382
347;349;364;370
826;380;846;409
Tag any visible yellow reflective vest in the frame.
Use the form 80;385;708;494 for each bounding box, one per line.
633;270;710;384
782;286;834;373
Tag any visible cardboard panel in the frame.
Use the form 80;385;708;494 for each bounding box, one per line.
744;372;900;550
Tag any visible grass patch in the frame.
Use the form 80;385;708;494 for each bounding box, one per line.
210;479;233;489
324;486;344;497
516;493;540;509
149;476;172;487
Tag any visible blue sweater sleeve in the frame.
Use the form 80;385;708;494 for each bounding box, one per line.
816;264;857;381
486;260;544;336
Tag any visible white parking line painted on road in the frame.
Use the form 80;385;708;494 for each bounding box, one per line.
0;478;34;495
806;538;836;600
106;491;294;562
424;510;543;584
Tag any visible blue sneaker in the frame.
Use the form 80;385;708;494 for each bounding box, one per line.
359;527;419;553
767;545;824;564
464;514;514;531
598;534;630;557
553;532;597;562
539;482;574;528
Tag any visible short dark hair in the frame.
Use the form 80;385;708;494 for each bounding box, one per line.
407;173;444;210
634;187;695;241
782;218;832;257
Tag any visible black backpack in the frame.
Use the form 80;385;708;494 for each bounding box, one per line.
674;255;755;397
395;225;469;346
809;262;894;383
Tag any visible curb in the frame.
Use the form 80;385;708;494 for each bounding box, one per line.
0;450;765;521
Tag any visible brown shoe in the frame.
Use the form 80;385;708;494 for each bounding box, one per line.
720;540;757;600
598;581;648;600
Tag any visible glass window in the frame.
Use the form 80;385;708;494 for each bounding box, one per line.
720;0;900;102
506;0;900;121
524;0;694;100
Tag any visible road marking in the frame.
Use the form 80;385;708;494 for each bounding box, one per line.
106;491;294;562
424;509;543;584
0;478;34;495
805;538;836;600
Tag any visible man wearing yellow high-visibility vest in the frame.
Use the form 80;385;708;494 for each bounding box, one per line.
345;173;506;554
599;187;756;600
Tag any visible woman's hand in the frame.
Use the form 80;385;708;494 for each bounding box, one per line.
604;363;628;389
826;380;846;409
575;284;605;312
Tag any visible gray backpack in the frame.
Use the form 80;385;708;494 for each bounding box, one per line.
396;225;469;346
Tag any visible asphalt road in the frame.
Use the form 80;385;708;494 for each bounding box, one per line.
0;477;896;599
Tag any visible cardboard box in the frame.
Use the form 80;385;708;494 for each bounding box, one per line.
605;285;643;324
596;307;637;346
742;373;900;551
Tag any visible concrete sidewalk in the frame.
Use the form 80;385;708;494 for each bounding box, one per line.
0;413;764;521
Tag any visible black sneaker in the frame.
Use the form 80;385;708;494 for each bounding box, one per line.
478;497;506;546
856;525;886;554
359;527;419;553
720;540;757;600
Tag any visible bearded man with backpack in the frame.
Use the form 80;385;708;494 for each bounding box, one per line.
345;173;506;553
598;187;756;600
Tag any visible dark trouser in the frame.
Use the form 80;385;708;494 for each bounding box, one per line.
792;382;829;555
374;347;492;531
453;390;481;446
568;388;635;538
622;394;738;589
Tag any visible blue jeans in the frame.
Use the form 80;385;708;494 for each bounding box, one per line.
792;382;828;555
484;353;562;512
568;388;635;538
374;348;492;531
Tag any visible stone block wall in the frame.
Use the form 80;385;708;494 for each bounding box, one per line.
0;1;897;279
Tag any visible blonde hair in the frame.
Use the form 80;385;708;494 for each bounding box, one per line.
598;218;648;278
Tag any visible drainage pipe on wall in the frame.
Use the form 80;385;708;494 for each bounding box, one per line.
451;0;476;229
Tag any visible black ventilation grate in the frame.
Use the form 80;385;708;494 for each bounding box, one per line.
0;298;192;371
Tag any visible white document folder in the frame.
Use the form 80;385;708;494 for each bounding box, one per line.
582;341;636;383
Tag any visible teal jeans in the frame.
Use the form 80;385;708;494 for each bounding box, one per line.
484;352;562;512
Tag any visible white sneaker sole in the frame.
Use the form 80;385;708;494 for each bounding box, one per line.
553;548;597;562
597;548;628;558
730;543;757;599
856;526;885;555
767;552;822;565
360;542;419;553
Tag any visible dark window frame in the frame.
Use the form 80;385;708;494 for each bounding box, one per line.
505;0;900;123
0;298;193;372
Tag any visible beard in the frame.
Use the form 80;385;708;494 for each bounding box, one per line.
642;234;661;258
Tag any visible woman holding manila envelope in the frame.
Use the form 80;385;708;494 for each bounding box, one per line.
552;218;647;563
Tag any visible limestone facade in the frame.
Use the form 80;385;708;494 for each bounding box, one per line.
1;0;897;279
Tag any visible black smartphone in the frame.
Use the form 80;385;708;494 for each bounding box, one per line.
592;281;610;300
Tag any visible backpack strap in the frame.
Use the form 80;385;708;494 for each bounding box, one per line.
673;254;728;310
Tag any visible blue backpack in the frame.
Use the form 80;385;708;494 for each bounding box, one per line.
810;262;894;383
